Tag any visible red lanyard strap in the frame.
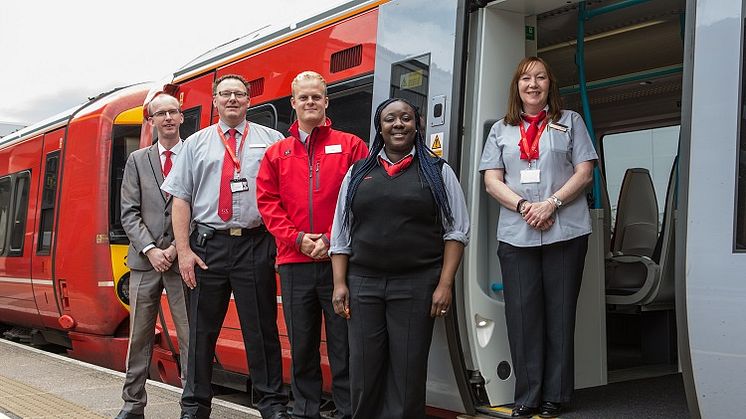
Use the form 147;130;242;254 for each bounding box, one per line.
216;124;250;173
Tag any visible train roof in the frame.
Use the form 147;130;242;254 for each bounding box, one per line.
173;0;382;82
0;83;150;149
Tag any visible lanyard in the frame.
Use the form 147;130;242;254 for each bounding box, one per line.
518;118;548;161
216;124;249;174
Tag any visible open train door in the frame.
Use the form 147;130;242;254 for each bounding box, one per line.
369;0;472;414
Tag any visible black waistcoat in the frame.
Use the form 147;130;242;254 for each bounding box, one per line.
349;158;444;274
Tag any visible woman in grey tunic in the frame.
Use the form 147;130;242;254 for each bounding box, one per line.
479;57;598;418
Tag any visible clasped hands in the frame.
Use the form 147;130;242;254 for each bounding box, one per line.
300;233;329;260
146;245;177;273
520;200;556;231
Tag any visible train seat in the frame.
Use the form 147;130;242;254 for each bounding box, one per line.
605;161;677;307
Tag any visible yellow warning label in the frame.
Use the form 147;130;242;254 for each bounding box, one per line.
430;132;443;157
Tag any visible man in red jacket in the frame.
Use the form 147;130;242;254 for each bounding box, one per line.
256;71;368;419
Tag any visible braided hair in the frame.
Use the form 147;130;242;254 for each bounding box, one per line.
342;97;454;230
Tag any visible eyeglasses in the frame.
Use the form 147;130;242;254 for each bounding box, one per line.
216;90;249;99
151;109;181;118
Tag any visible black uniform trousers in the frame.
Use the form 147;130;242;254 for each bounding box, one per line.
497;235;589;408
347;266;440;419
278;262;350;419
181;227;288;419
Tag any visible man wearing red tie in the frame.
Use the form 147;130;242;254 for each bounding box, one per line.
162;75;289;419
117;92;190;419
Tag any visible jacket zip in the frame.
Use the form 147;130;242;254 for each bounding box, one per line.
307;129;315;233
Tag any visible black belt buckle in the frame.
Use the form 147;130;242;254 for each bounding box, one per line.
195;224;215;247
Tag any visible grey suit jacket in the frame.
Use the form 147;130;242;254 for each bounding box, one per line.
120;143;179;272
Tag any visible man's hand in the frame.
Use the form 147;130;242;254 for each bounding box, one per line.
146;248;172;273
309;238;329;260
164;245;177;264
177;248;207;289
300;233;323;257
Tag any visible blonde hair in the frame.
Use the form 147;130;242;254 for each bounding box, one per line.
291;71;327;96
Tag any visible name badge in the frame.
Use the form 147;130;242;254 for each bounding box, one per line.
548;122;568;132
520;169;541;184
248;143;267;148
230;178;250;193
325;144;342;154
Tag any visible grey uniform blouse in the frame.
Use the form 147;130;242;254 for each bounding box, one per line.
478;110;598;247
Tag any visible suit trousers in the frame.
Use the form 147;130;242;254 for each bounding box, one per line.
181;228;288;419
497;235;589;407
347;266;440;419
122;268;189;414
278;262;350;419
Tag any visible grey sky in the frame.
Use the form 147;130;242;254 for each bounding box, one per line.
0;0;342;126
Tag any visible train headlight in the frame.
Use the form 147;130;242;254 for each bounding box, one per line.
116;272;131;308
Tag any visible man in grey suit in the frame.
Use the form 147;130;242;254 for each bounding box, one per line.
116;92;190;419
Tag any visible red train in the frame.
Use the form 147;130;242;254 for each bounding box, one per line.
4;0;724;417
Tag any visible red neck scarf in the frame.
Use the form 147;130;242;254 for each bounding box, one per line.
519;110;547;161
378;154;414;176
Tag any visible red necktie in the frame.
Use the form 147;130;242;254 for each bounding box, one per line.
162;150;173;177
218;128;237;221
520;110;547;161
378;154;414;176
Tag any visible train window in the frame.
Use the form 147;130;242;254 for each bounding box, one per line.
602;126;679;225
0;176;10;255
110;125;141;245
327;82;374;143
9;171;31;256
180;107;201;140
37;151;60;254
246;104;278;130
390;54;430;123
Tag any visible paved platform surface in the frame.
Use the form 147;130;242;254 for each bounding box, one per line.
0;339;259;418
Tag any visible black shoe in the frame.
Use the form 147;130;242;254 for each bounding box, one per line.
179;412;197;419
512;404;538;417
114;410;144;419
539;401;562;418
267;411;290;419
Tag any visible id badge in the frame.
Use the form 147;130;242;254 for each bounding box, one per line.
230;178;250;193
520;169;540;184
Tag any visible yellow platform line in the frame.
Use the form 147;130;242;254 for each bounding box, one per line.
0;375;104;418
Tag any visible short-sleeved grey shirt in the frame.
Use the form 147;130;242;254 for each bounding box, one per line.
162;120;283;230
478;110;598;247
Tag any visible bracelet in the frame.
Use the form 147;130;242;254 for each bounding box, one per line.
516;198;527;213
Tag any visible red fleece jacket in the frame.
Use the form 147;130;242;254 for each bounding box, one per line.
256;118;368;265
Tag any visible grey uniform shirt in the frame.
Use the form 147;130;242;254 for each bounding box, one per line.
162;120;283;230
329;147;470;255
478;110;598;247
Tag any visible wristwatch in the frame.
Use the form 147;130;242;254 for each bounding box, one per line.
549;195;563;209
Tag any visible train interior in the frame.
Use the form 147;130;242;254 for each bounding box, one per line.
458;0;685;413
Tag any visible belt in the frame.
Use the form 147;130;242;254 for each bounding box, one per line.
213;225;267;237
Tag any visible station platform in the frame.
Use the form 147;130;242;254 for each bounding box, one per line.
0;339;259;418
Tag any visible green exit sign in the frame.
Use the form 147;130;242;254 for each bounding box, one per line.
525;25;535;41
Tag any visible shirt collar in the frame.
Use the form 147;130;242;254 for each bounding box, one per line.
218;119;248;137
158;139;183;156
298;129;310;144
520;105;550;118
378;146;416;164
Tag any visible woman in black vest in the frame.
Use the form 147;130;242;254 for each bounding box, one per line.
328;98;469;419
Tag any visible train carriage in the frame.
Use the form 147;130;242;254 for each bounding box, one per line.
0;84;159;371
